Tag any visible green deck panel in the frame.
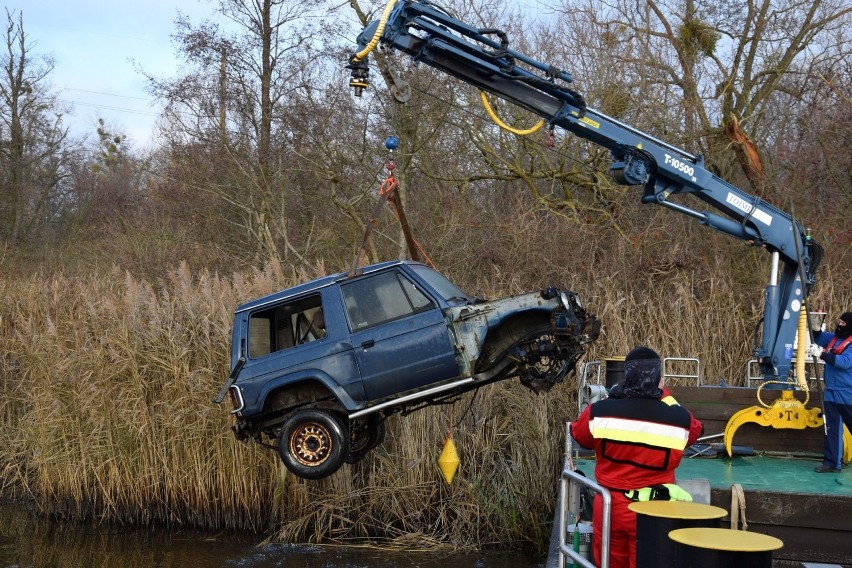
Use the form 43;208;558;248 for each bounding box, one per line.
573;454;852;496
558;455;852;567
678;455;852;496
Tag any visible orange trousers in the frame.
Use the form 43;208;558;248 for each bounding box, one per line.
592;491;636;568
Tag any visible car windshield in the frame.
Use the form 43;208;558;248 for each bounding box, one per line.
409;265;470;303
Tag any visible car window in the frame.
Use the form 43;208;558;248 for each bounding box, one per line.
248;294;325;358
409;264;469;301
342;271;434;331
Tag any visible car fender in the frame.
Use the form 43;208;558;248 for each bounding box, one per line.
251;368;363;415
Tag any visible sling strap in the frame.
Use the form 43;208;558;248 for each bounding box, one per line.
730;484;748;531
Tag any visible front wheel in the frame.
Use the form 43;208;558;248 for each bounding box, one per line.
478;320;579;393
278;409;349;480
476;318;551;374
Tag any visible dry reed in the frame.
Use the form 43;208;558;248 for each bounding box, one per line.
0;258;848;554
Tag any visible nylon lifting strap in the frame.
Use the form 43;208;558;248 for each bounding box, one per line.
730;484;748;531
348;174;398;277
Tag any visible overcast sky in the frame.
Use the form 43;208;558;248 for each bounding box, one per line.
4;0;214;149
7;0;532;150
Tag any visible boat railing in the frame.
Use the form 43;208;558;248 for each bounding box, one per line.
580;360;603;386
662;357;701;386
580;356;701;388
557;422;611;568
745;358;825;386
584;354;828;388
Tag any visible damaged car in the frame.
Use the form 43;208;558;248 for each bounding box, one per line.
214;260;599;479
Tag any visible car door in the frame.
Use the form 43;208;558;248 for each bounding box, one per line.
238;292;365;412
341;268;459;401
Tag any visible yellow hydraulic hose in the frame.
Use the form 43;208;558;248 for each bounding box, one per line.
479;91;545;135
352;0;399;64
354;2;544;139
796;305;808;389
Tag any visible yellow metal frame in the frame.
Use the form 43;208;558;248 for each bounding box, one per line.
723;383;852;464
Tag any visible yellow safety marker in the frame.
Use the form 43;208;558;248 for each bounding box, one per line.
438;435;460;484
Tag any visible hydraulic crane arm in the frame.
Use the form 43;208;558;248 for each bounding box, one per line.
348;0;823;382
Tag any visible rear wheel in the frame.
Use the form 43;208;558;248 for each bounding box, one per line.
278;409;349;479
346;418;386;464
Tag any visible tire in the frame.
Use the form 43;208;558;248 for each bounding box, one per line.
346;419;386;464
278;408;349;480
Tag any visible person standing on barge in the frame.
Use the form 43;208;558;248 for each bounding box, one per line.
571;346;703;568
808;311;852;473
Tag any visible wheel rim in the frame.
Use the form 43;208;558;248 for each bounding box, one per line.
517;332;574;392
290;421;333;466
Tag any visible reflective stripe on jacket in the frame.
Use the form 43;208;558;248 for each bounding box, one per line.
572;396;696;490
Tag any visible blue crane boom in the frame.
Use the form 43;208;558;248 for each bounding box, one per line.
347;0;823;383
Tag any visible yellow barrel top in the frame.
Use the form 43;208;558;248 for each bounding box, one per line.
668;528;784;552
628;501;727;520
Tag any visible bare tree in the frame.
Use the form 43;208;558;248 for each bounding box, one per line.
551;0;852;199
769;44;852;263
0;9;73;245
146;0;342;266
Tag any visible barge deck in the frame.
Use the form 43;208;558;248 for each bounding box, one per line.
547;386;852;567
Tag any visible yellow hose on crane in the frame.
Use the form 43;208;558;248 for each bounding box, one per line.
351;0;399;64
355;3;544;140
479;91;545;135
796;305;808;389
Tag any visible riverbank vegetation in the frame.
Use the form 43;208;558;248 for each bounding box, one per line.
1;265;849;553
1;0;850;557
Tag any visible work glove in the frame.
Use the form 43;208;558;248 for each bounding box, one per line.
807;343;823;358
664;484;693;502
626;484;693;502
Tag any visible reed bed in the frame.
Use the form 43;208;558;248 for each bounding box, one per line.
0;259;847;553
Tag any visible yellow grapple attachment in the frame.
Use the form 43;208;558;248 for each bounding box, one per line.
723;387;852;463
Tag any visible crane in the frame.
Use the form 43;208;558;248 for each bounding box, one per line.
347;0;824;388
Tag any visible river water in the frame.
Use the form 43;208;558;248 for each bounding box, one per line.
0;502;543;567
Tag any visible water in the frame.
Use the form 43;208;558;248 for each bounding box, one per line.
0;502;543;568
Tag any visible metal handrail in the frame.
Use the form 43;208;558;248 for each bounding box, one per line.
580;360;603;386
558;423;611;568
746;357;824;386
662;356;701;386
584;356;700;388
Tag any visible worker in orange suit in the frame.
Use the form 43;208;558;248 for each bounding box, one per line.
571;346;703;568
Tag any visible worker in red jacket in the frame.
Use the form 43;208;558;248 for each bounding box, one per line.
571;346;703;568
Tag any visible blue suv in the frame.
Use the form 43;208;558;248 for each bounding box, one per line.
214;261;599;479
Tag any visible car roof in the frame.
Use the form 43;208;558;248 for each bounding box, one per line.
234;260;425;314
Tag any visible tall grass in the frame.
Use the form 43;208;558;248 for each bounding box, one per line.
0;260;848;554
